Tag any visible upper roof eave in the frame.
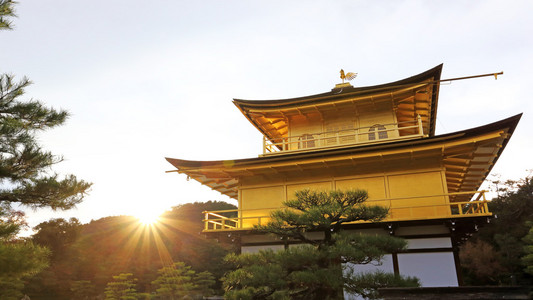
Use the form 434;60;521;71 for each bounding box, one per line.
233;64;443;109
166;113;521;171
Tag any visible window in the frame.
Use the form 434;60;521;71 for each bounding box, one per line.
299;134;315;149
325;119;355;145
368;124;388;141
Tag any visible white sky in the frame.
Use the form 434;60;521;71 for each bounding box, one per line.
1;1;532;233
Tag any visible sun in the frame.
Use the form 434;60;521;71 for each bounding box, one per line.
138;214;160;225
134;210;162;225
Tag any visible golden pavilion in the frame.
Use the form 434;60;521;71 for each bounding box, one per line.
166;64;520;286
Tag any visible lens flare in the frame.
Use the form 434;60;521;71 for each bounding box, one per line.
133;209;162;225
138;214;160;225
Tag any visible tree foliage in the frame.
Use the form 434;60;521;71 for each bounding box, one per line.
0;240;49;299
459;239;505;284
460;175;533;285
194;271;216;298
152;262;197;299
0;1;91;297
23;201;234;298
0;73;92;212
0;205;24;239
25;218;84;298
0;0;91;236
223;189;419;299
0;0;16;30
32;217;82;260
153;262;196;298
522;221;533;275
150;261;216;299
344;270;420;299
258;190;389;249
104;273;139;300
70;280;97;300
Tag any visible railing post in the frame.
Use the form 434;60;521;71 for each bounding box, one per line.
204;212;209;230
417;114;424;136
263;136;266;154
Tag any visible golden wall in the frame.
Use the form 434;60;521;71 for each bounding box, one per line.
287;101;399;150
238;168;449;225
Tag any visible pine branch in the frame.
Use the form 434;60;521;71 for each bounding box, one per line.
0;175;91;210
0;0;16;31
0;75;69;130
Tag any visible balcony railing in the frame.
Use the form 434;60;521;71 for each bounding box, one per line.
203;190;490;232
263;115;425;155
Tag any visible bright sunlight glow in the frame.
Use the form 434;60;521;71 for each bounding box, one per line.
134;209;162;225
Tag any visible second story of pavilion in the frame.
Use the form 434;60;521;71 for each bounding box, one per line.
234;65;442;156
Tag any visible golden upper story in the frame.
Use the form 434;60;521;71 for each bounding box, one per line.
233;64;442;155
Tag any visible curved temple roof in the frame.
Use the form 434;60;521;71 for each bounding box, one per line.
166;114;522;200
234;64;443;143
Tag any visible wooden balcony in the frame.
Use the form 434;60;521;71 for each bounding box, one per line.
202;191;490;232
262;115;425;156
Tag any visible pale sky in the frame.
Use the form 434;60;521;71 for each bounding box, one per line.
2;1;532;233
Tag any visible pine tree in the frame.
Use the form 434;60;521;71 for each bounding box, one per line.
0;73;92;216
522;221;533;275
152;262;197;299
104;273;139;300
223;189;419;299
0;1;91;297
70;280;97;300
0;241;49;299
193;271;216;298
0;0;91;236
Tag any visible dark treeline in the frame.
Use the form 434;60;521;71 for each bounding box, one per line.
460;176;533;285
23;201;237;299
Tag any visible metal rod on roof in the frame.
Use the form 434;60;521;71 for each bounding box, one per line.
439;71;503;83
344;71;505;95
348;71;505;93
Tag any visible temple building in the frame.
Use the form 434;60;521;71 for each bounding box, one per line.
166;64;521;287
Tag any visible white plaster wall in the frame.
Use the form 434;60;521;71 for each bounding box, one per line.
398;252;458;287
344;254;394;274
